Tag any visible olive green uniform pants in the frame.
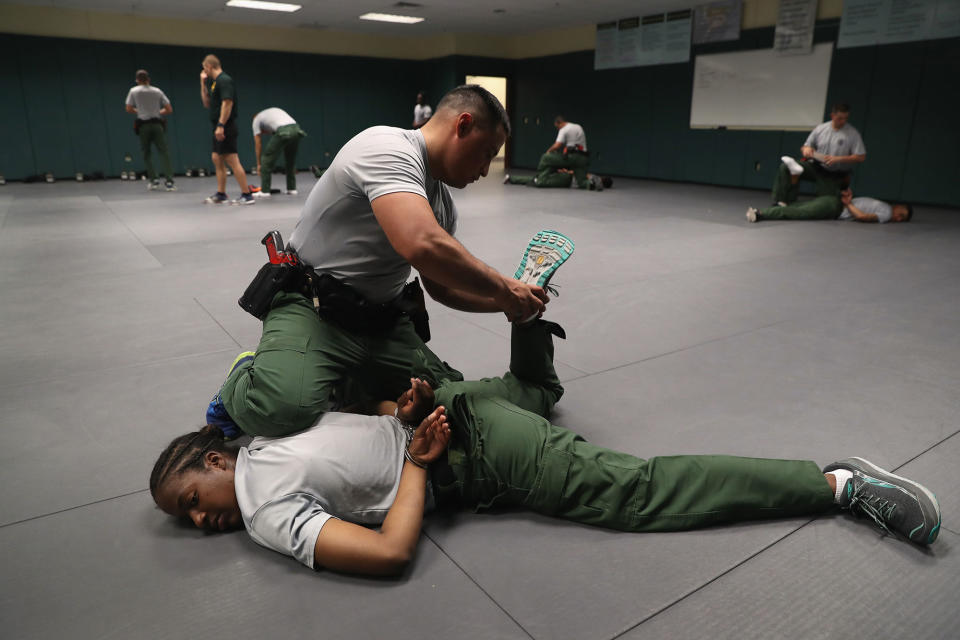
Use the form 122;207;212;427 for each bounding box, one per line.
508;151;590;189
221;292;462;437
771;159;847;204
260;124;306;192
138;121;173;182
434;321;835;531
759;195;843;221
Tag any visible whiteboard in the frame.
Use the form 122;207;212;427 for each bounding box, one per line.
690;42;833;130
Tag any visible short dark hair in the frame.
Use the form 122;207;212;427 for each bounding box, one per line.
437;84;511;137
554;115;566;125
897;203;913;221
601;176;613;189
149;425;234;502
135;69;150;83
831;102;851;113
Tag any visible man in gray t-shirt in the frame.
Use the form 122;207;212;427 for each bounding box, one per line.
216;85;551;439
125;69;175;191
506;115;599;190
772;103;867;206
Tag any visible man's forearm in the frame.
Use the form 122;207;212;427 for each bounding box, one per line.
376;461;428;568
423;277;499;313
219;100;233;124
200;82;209;108
845;203;877;223
408;232;508;303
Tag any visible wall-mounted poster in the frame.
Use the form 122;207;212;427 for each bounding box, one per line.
775;0;818;55
595;21;619;70
594;10;692;69
617;17;642;68
839;0;960;48
693;0;742;44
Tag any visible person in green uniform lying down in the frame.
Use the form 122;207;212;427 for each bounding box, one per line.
152;253;941;576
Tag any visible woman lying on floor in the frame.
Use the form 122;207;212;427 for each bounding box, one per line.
151;320;941;576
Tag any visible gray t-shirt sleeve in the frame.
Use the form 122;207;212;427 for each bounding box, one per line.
125;88;135;107
848;197;892;223
803;123;823;148
349;135;428;203
158;90;170;107
247;493;336;568
849;128;866;155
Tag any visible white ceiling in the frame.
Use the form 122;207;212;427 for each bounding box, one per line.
9;0;701;36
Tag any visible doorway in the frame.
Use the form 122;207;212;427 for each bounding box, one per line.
465;75;507;161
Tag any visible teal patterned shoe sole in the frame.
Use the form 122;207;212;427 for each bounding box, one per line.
514;230;575;287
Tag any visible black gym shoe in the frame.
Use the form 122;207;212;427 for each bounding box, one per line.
824;457;941;545
204;192;228;204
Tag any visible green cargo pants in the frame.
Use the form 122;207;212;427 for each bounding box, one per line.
138;121;173;182
221;291;462;437
759;195;843;221
434;322;835;531
771;159;847;204
261;124;306;192
508;151;590;189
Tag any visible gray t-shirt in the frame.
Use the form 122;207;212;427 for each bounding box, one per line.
838;197;892;223
556;122;587;150
288;126;457;303
234;411;433;569
803;121;866;173
125;85;170;120
252;107;296;137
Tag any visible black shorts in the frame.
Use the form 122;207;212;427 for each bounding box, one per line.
211;121;239;155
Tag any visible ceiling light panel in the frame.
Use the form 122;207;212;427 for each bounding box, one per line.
358;12;425;24
226;0;302;12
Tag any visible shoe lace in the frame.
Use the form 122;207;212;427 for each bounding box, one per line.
545;283;560;297
849;484;898;536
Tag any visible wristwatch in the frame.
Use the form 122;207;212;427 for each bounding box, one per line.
216;122;225;128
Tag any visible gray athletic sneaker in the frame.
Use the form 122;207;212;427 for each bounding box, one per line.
746;207;759;223
824;457;941;545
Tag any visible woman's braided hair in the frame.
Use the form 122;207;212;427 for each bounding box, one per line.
149;425;232;501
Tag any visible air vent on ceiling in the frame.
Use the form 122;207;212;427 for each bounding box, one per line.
394;2;423;7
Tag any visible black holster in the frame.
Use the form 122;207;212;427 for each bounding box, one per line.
238;260;432;343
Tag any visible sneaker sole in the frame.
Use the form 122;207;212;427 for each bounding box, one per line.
825;456;941;544
514;230;575;288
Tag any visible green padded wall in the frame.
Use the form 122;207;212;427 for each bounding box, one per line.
0;34;436;181
509;24;959;207
0;28;956;207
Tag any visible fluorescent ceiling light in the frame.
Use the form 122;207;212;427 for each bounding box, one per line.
226;0;302;12
359;12;424;24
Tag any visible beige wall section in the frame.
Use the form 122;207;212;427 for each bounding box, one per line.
465;75;507;157
0;1;844;60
